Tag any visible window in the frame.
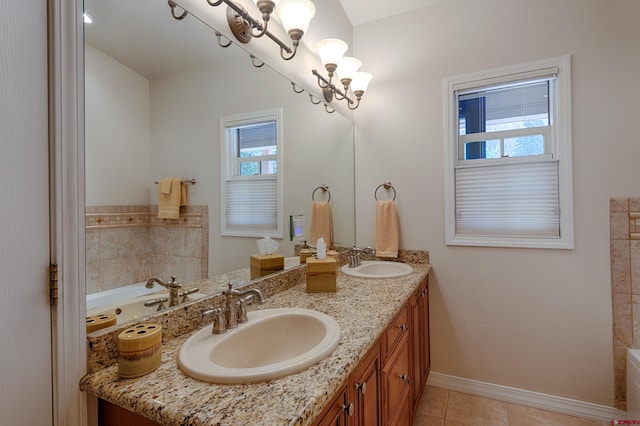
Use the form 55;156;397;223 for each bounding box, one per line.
444;56;574;249
220;109;283;238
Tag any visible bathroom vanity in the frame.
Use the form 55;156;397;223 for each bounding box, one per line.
81;252;431;425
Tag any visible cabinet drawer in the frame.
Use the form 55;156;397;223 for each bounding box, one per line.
383;335;410;422
383;306;409;359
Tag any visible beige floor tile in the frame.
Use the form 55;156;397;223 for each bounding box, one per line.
507;404;608;426
416;385;449;418
445;391;509;426
412;412;444;426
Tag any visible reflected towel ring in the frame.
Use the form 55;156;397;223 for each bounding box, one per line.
312;185;331;202
374;182;396;201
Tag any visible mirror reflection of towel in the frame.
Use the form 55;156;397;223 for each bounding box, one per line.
310;201;333;247
375;200;399;258
158;177;187;219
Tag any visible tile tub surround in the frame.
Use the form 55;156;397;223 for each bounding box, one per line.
80;253;430;425
609;197;640;410
86;205;208;294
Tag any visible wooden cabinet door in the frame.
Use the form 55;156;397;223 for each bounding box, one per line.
350;342;381;426
389;387;412;426
99;399;160;426
410;291;422;410
420;278;430;384
383;336;410;425
314;383;350;426
411;276;431;410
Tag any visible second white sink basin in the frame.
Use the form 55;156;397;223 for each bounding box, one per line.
341;261;413;279
177;308;340;384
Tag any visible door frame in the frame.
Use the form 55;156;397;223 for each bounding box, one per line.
49;0;87;425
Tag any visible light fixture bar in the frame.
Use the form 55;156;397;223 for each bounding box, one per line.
219;0;292;53
204;0;315;60
312;69;354;104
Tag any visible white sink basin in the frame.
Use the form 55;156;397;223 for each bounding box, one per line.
341;261;413;279
177;308;340;384
87;292;205;325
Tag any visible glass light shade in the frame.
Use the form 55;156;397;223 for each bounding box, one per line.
254;0;280;5
351;72;373;93
316;39;348;67
336;57;362;82
276;0;316;33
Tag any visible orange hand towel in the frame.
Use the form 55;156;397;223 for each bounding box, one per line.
158;177;187;219
375;200;399;258
310;201;333;247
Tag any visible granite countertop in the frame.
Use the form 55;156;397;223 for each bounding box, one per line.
80;260;431;426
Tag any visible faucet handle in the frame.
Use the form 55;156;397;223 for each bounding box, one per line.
237;299;249;324
179;287;199;303
203;307;226;334
144;297;168;311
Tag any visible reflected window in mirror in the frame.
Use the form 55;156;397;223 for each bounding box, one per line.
220;108;284;238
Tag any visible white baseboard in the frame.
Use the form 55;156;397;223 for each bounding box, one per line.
427;372;626;423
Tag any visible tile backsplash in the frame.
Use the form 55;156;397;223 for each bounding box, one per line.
86;205;208;294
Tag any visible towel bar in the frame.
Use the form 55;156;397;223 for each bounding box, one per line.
154;178;196;185
312;185;331;202
374;181;396;201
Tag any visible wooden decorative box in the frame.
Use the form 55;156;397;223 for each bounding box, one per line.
306;256;337;292
250;253;284;279
117;323;162;378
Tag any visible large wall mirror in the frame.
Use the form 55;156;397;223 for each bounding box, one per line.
84;0;355;313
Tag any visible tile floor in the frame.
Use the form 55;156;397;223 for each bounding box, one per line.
413;386;611;425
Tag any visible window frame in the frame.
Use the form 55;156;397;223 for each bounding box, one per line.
220;108;284;238
444;56;574;249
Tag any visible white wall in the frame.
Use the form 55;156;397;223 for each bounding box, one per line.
352;0;640;406
85;44;151;205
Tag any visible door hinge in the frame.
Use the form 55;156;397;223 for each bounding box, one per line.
50;263;58;306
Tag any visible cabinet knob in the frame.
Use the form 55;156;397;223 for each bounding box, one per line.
398;373;409;383
342;402;355;416
356;382;367;394
397;323;408;331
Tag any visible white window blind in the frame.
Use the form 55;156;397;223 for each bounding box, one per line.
225;178;277;230
220;108;283;238
455;159;559;237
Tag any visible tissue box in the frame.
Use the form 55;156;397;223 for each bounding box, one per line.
306;256;337;292
250;253;284;279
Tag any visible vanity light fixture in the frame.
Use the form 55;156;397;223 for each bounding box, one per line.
313;38;373;110
205;0;316;61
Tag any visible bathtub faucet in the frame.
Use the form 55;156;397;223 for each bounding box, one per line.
146;276;183;307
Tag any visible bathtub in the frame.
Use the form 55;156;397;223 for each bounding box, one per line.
628;349;640;417
86;282;160;310
86;282;206;326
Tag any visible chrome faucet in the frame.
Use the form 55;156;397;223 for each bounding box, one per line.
202;282;266;334
348;245;375;268
146;276;182;307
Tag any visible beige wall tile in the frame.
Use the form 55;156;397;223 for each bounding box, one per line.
611;239;631;294
612;197;629;213
611;212;631;240
613;293;633;348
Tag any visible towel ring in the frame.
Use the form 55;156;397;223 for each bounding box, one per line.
374;182;396;201
312;185;331;202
